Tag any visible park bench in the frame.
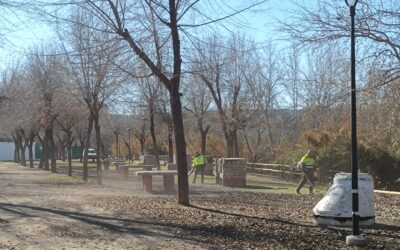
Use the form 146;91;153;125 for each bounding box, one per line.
136;170;177;192
118;164;157;180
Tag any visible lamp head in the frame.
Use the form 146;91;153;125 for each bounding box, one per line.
345;0;359;7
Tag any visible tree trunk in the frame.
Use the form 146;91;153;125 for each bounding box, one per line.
28;142;34;168
43;132;50;170
200;131;207;156
83;116;93;181
14;146;20;163
48;127;57;173
170;86;189;205
149;107;160;169
67;132;73;176
140;140;145;155
233;130;239;157
94;114;103;185
199;123;210;156
114;131;119;158
60;144;66;161
168;124;174;163
225;129;239;158
79;139;85;163
14;133;25;166
36;135;44;169
27;131;37;168
226;133;234;157
20;146;27;166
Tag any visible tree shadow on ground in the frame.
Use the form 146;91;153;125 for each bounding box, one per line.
189;204;319;228
0;202;175;239
0;201;333;246
364;223;400;239
245;184;287;190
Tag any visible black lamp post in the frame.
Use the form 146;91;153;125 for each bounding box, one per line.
127;127;132;163
345;0;367;246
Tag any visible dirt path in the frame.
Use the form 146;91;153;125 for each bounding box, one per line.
0;165;204;250
0;164;399;250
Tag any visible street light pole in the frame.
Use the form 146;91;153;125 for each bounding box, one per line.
345;0;367;246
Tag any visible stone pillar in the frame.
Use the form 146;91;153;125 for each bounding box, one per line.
163;175;175;191
142;175;152;192
219;158;246;188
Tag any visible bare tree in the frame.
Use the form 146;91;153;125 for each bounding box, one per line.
72;0;191;204
56;98;85;176
41;0;270;205
138;76;161;168
60;11;124;184
183;74;212;156
193;34;257;157
281;0;400;85
242;43;282;162
27;48;63;173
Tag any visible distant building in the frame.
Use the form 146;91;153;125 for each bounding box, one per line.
0;139;37;161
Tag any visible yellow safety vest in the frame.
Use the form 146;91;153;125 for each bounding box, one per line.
299;156;315;168
192;155;205;167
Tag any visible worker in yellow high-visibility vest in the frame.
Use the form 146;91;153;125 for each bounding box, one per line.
296;150;318;194
191;151;205;184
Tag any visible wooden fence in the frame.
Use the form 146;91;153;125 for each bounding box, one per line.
246;162;301;182
246;162;335;184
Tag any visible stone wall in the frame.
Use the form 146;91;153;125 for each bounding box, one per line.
216;158;246;187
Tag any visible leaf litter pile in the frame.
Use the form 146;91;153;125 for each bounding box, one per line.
87;191;400;249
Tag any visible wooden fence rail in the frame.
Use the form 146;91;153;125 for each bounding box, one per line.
246;162;336;184
246;162;302;182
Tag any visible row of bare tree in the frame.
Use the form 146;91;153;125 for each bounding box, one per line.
1;0;400;201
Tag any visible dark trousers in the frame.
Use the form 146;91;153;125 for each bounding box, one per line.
193;164;205;184
296;168;315;192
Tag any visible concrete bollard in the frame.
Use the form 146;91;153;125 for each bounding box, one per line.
313;172;375;226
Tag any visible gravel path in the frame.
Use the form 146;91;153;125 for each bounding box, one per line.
0;164;399;250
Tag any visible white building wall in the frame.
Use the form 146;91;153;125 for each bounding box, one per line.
0;142;34;161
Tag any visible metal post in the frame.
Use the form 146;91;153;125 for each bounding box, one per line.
345;0;367;245
350;5;360;236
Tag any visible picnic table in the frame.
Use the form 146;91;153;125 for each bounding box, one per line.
136;170;178;192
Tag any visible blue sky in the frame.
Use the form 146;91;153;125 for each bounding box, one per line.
0;0;297;70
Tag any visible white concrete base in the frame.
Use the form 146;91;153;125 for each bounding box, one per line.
346;234;368;246
313;173;375;226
